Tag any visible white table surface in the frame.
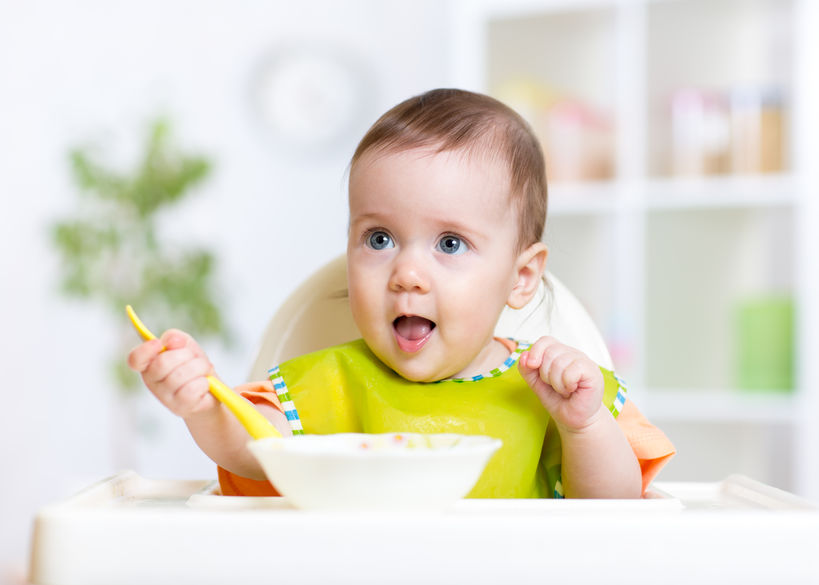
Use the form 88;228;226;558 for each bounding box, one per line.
29;471;819;585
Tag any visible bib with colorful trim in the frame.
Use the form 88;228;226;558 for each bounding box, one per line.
268;338;626;498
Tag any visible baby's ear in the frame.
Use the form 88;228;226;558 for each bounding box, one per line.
507;242;548;309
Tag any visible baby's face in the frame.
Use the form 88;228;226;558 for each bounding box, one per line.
347;147;523;382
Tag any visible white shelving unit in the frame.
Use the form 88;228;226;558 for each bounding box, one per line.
450;0;819;499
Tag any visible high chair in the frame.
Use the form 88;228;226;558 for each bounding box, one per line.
247;253;613;380
31;265;819;585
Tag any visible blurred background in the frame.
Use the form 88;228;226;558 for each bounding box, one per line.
2;0;818;582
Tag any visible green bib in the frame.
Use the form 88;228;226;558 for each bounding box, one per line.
270;339;626;498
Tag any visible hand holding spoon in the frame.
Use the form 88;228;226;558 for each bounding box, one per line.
125;305;282;439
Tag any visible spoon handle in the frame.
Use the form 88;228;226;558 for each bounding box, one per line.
125;305;282;439
204;375;282;438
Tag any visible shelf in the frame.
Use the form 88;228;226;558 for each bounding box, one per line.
643;205;795;393
548;181;618;216
636;388;798;424
453;0;819;499
645;174;798;210
645;0;794;177
549;174;798;215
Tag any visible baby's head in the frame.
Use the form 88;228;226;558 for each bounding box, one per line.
350;88;548;252
346;89;549;382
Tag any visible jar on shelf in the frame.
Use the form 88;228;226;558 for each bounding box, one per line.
670;88;731;177
730;86;785;174
734;294;794;392
495;81;614;183
542;99;614;182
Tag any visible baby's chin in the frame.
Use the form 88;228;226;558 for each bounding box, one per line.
394;368;446;383
367;344;456;383
386;357;446;383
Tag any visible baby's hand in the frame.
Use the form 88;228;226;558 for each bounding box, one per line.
518;336;605;431
127;329;218;418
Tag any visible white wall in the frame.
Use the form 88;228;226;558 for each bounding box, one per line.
0;1;451;580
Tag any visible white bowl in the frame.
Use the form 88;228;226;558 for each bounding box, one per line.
247;432;502;511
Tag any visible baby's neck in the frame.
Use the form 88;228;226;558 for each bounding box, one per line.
449;338;513;379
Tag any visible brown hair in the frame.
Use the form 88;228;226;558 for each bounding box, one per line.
350;88;548;250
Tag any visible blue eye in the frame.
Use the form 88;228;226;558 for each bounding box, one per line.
437;235;467;255
367;231;394;250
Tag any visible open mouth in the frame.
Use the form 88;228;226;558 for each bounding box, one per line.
393;315;436;353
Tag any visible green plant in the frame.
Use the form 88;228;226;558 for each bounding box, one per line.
52;118;229;393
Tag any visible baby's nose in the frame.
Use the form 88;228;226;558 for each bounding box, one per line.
388;252;430;293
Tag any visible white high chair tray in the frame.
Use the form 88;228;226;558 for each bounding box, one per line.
30;471;818;585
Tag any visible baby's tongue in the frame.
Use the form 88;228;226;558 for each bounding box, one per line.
394;316;434;340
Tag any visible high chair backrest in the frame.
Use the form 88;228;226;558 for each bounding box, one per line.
247;254;613;380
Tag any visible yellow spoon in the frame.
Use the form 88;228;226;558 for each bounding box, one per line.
125;305;282;439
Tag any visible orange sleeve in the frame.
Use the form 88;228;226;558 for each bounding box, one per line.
217;382;285;497
616;400;676;494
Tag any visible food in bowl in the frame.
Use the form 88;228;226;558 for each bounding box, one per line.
246;432;502;511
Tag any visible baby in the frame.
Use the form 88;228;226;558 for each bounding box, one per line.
128;89;674;499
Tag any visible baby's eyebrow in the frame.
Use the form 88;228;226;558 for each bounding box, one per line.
348;212;390;230
351;211;386;222
438;218;480;236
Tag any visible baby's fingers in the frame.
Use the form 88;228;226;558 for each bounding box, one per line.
520;336;559;371
127;339;164;373
158;354;213;394
168;374;215;417
127;329;197;372
144;351;213;412
530;339;574;388
550;357;585;397
160;329;199;353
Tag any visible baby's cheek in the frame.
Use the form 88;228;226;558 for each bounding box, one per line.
348;291;372;330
